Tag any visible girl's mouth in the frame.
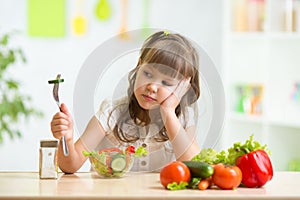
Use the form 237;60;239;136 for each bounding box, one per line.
142;94;156;102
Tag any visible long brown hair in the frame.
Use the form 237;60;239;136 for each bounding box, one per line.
109;31;200;143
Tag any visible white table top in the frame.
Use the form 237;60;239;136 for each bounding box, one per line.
0;171;300;200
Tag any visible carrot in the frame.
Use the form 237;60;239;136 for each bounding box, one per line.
198;179;211;190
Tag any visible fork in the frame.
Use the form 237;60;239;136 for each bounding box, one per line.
49;74;69;156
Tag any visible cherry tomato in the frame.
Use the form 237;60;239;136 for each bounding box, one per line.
160;161;191;189
125;146;135;153
212;163;242;190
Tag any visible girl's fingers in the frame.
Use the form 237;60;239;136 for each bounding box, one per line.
52;119;71;129
51;123;68;133
50;112;73;139
174;78;191;99
160;78;191;111
52;111;69;121
51;122;71;139
52;111;73;125
50;104;74;140
60;103;72;117
52;130;69;140
51;117;69;126
51;123;69;131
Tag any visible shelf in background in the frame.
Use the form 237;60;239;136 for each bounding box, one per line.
268;118;300;129
226;32;266;40
228;112;265;124
228;112;300;129
227;32;300;40
223;0;300;171
267;32;300;40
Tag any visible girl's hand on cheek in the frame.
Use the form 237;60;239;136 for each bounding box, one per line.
160;78;191;114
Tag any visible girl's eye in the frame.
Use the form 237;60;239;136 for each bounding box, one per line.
162;80;173;86
143;70;152;78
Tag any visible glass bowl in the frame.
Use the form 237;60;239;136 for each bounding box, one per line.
85;148;134;178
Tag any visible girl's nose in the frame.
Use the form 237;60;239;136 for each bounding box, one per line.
146;82;158;93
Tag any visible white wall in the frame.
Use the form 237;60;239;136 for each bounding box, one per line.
0;0;222;171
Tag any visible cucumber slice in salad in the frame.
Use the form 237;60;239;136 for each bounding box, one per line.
48;79;64;84
110;154;127;172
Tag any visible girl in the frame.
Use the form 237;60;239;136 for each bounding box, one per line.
51;31;201;173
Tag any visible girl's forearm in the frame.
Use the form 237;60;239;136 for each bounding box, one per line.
57;117;106;174
161;110;199;160
57;117;105;173
57;140;86;174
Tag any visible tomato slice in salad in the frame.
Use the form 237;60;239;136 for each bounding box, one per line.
98;148;123;154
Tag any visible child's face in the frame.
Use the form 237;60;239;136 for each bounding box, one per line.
134;63;181;110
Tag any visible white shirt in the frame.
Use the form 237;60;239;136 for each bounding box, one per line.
94;97;196;172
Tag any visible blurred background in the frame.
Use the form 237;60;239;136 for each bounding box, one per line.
0;0;299;172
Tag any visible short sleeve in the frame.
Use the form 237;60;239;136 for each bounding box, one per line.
94;97;130;135
94;99;116;134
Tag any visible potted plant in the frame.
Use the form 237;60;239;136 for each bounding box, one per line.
0;32;43;143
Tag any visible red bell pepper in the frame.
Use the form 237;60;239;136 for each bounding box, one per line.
224;135;274;188
236;149;273;188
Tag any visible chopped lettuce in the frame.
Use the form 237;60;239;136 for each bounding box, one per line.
226;134;269;165
192;134;270;165
167;181;189;190
191;148;218;164
192;148;227;164
83;150;106;164
134;146;148;158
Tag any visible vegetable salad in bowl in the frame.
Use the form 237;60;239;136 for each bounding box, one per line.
83;146;147;178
